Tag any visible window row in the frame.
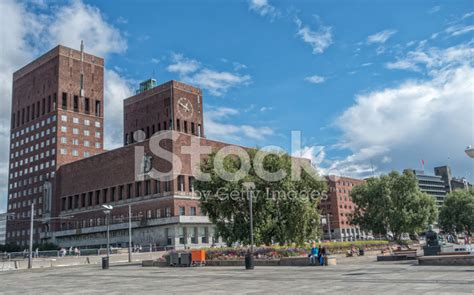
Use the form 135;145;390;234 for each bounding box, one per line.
61;176;195;211
60;126;101;138
11;115;56;139
10;160;56;179
60;114;101;127
11;94;57;129
60;92;102;116
10;148;56;170
9;171;55;190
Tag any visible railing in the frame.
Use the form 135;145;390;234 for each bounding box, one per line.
0;246;173;261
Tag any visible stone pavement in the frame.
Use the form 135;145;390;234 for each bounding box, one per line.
0;257;472;294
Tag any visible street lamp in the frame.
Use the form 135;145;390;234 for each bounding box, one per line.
102;204;114;259
243;182;255;270
128;204;132;263
465;146;474;158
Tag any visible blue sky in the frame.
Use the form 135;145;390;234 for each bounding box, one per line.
0;0;473;211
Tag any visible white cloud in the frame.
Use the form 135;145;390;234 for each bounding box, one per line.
293;146;326;168
248;0;279;19
427;6;441;14
367;29;397;44
305;75;326;84
445;25;474;37
385;43;474;74
295;17;333;54
0;0;129;212
167;54;251;96
329;44;474;179
259;106;273;112
167;53;200;75
205;106;274;142
184;69;251;96
104;70;134;150
46;1;127;57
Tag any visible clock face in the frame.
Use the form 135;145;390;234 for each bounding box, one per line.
177;97;193;119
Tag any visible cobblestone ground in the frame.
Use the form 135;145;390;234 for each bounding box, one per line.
0;257;472;294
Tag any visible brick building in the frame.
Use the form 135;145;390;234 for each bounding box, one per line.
6;44;104;247
320;176;369;241
5;44;239;249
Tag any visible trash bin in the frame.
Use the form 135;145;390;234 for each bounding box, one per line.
170;252;180;266
102;257;109;269
359;249;365;256
245;253;254;270
180;253;191;267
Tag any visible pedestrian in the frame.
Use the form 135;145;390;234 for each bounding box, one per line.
308;243;319;265
35;248;39;258
74;247;80;256
320;246;327;266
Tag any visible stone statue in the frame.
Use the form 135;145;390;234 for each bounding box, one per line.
425;224;439;247
423;224;441;256
43;180;52;213
140;154;153;175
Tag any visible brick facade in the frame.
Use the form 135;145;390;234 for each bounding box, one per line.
320;176;369;241
6;45;104;247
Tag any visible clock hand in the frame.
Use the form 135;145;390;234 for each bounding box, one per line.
179;102;190;111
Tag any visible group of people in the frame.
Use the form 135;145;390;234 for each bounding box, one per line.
59;247;80;257
308;243;327;266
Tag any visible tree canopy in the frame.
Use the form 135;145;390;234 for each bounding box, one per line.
438;189;474;235
194;149;327;246
350;170;437;241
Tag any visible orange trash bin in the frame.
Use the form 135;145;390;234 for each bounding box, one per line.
191;249;206;263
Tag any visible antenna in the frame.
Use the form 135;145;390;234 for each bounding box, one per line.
80;40;84;97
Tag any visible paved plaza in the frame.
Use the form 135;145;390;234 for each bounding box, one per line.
0;257;473;294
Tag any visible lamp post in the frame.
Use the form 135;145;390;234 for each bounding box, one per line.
243;182;255;270
28;203;34;269
102;205;114;259
128;204;132;263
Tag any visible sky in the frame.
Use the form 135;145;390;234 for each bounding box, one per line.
0;0;473;212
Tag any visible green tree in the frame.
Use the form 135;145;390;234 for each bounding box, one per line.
195;149;326;246
439;189;474;236
350;170;437;241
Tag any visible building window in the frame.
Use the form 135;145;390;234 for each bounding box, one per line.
61;115;67;122
84;140;90;147
179;206;185;216
60;148;67;155
95;142;101;149
145;180;151;195
190;207;196;216
178;175;185;191
73;95;79;112
156;208;161;218
165;207;171;217
189;176;195;192
191;122;195;134
62;93;68;110
95;101;101;116
84;97;90;114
